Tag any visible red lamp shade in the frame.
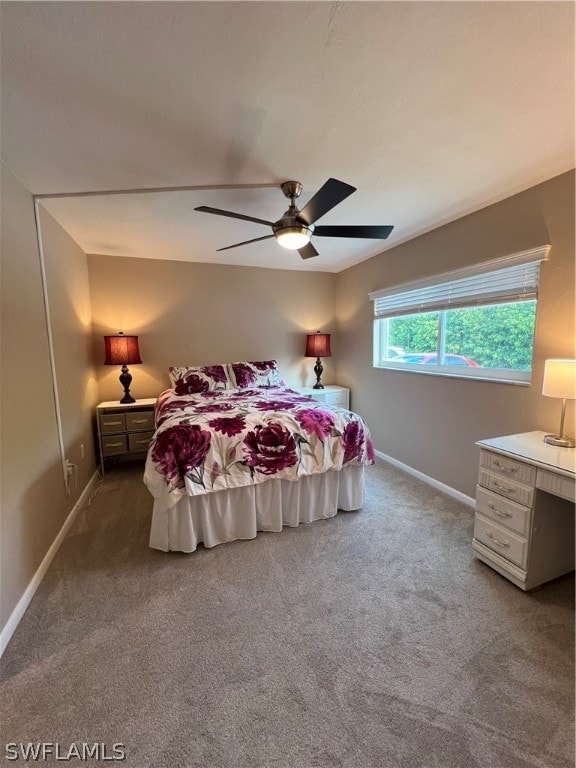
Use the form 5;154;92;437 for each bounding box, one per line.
305;332;332;358
104;333;142;366
104;332;142;404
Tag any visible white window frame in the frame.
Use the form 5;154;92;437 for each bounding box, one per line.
370;246;550;384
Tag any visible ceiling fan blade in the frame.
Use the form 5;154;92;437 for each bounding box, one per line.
195;205;273;227
296;178;356;226
298;242;319;260
314;224;394;239
216;234;275;252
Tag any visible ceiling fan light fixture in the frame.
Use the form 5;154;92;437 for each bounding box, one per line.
275;225;312;250
195;178;393;259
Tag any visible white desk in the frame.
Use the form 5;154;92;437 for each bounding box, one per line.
472;431;575;590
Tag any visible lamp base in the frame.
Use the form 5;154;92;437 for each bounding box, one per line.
313;357;324;389
544;434;576;448
119;365;135;404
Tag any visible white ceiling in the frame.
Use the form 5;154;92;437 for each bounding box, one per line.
1;2;574;272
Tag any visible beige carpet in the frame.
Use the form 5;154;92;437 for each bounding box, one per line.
1;459;574;768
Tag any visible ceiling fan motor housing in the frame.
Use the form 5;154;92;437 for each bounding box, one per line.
280;180;303;200
272;215;314;236
273;182;314;249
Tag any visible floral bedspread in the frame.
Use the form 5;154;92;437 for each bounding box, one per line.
144;386;374;510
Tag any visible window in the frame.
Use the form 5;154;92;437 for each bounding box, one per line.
370;246;550;383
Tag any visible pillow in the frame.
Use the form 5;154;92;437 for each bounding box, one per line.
228;360;285;388
169;365;231;395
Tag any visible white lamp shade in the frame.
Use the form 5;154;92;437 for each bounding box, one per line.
542;359;576;399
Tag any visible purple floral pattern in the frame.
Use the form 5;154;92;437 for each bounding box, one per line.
201;365;229;385
243;422;298;475
254;399;299;411
151;423;211;489
230;363;256;388
208;416;246;437
342;421;366;463
174;374;209;396
146;386;374;502
296;408;335;440
229;360;285;388
190;402;236;414
169;365;231;393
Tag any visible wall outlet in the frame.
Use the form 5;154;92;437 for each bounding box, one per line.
80;443;86;459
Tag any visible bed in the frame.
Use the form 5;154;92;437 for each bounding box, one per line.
144;361;374;552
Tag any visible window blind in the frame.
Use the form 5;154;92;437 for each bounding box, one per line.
370;246;549;319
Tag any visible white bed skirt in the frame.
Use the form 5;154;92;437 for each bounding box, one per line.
149;464;364;552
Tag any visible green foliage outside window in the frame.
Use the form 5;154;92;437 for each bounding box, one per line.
388;301;536;370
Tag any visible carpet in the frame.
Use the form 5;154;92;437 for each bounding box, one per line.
1;459;573;768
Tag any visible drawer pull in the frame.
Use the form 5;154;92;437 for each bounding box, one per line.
492;481;516;494
106;441;124;448
132;418;148;424
487;503;512;518
493;460;517;473
106;420;123;426
486;531;510;548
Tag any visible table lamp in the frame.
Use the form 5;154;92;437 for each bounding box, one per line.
104;332;142;404
542;359;576;447
305;331;332;389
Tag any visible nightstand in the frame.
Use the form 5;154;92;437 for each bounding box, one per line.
96;398;157;474
294;385;349;409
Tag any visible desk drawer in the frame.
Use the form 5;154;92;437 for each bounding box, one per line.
478;468;535;507
476;486;531;536
474;513;528;568
537;469;575;503
480;450;536;485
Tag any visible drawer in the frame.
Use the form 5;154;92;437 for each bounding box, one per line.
474;513;528;569
324;391;348;408
478;468;535;507
101;434;128;455
475;485;531;536
128;431;154;452
126;410;155;431
537;469;576;503
100;413;126;434
479;450;536;486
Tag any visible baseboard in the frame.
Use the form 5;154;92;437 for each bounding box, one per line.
374;449;475;508
0;470;99;657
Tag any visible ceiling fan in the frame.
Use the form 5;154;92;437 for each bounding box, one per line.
194;178;394;259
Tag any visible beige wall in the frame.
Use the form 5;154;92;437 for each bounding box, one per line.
0;168;98;640
0;167;67;630
335;171;575;498
39;206;99;490
87;255;337;402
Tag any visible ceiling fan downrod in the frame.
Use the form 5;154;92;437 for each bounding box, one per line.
275;181;313;249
